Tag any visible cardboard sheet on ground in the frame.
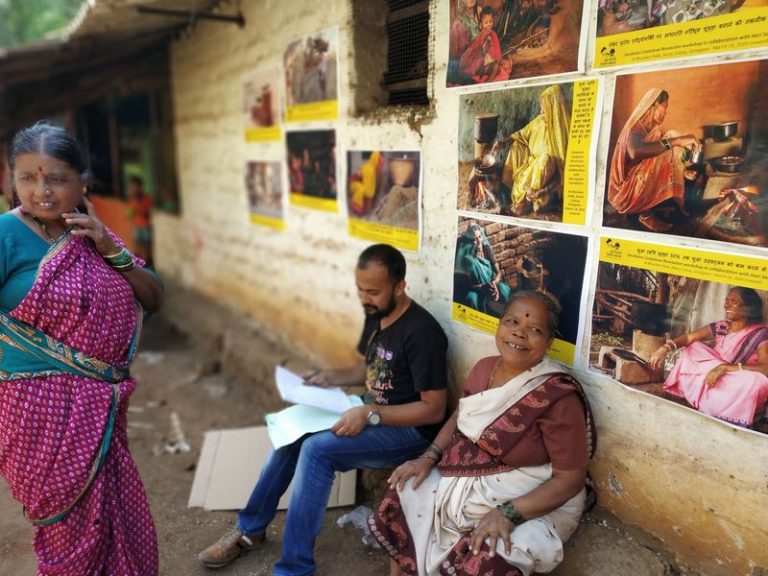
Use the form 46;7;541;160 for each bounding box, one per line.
188;426;356;511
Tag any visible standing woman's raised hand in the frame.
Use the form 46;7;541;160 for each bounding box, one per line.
62;196;120;256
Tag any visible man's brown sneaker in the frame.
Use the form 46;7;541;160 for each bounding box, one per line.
198;528;265;569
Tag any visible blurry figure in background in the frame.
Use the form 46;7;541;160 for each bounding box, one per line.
126;175;153;265
459;6;502;83
499;84;570;216
450;0;480;75
288;152;305;193
0;188;9;213
349;151;383;216
250;84;274;127
455;223;512;316
156;185;178;213
317;47;328;100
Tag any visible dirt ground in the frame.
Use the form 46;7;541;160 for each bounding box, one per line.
0;313;695;576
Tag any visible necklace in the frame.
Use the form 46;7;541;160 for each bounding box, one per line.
488;359;507;389
20;208;55;243
488;358;524;390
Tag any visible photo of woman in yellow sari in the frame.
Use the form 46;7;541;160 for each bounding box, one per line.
500;84;570;216
457;82;581;224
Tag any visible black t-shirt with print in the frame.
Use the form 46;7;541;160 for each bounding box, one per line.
356;301;448;440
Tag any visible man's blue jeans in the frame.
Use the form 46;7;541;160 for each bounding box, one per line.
237;425;430;576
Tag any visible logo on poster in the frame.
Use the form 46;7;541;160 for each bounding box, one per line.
605;238;622;258
600;45;617;65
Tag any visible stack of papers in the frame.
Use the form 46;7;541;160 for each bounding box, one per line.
266;366;364;449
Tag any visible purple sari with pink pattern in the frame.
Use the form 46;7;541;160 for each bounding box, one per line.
0;232;158;575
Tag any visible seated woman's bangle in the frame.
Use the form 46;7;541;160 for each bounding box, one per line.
665;340;677;352
496;502;527;526
736;362;743;371
426;443;442;457
418;453;439;463
661;138;672;151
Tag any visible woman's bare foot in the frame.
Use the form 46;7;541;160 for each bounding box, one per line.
389;557;402;576
638;212;673;232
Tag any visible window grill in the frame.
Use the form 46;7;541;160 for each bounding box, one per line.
382;0;430;106
350;0;431;115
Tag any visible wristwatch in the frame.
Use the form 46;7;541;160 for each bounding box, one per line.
366;408;381;426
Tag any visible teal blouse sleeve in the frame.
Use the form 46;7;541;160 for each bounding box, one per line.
0;213;50;312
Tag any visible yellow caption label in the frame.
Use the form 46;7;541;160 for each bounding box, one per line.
595;8;768;68
289;193;338;212
562;79;598;226
599;237;768;290
249;213;285;231
245;125;282;143
285;100;338;123
348;219;418;252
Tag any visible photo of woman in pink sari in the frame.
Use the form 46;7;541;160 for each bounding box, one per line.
607;88;699;233
0;121;163;575
649;287;768;427
370;291;596;576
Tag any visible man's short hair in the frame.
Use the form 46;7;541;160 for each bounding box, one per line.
357;244;406;284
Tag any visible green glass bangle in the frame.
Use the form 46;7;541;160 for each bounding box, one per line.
496;502;526;526
109;260;136;272
106;252;134;266
103;247;131;262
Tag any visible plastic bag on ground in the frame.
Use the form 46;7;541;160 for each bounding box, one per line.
336;505;380;549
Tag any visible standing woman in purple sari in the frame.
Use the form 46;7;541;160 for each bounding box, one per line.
0;121;163;575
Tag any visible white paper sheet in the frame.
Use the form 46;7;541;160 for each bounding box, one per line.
275;365;357;414
265;399;364;449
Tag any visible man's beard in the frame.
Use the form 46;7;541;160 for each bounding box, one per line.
364;293;397;319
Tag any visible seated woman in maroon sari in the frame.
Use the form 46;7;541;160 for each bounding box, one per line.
370;291;596;576
0;122;163;575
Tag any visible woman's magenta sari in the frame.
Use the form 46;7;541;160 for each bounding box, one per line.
0;232;158;575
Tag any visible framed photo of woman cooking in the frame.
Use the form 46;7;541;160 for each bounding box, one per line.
601;58;768;249
589;236;768;433
457;78;600;225
452;216;589;365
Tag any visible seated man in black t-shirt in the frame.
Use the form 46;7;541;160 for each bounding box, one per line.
199;244;448;575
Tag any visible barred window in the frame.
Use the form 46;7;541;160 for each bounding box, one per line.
351;0;432;115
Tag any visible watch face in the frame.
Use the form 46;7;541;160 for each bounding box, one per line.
368;409;381;426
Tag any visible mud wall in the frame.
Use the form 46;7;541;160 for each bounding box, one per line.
154;1;768;574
